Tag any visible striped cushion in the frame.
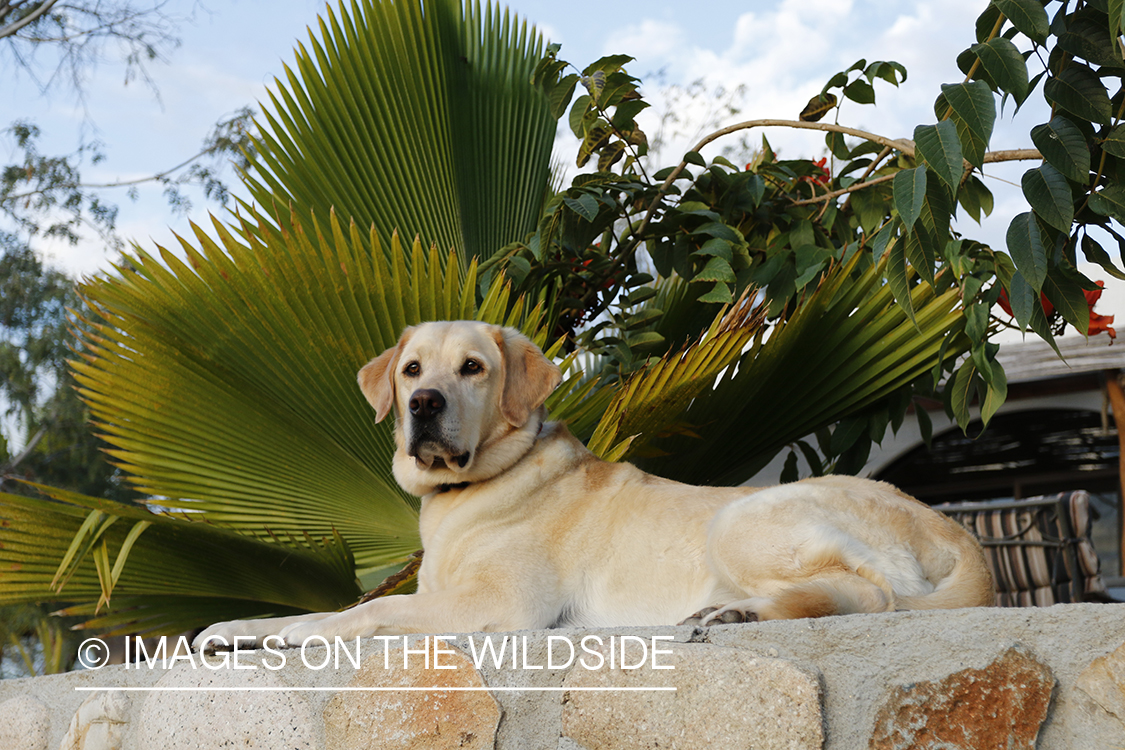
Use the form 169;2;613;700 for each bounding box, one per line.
935;492;1109;607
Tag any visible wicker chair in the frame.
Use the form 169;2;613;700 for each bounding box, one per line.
934;491;1114;607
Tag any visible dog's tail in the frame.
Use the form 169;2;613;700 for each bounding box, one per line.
895;532;995;610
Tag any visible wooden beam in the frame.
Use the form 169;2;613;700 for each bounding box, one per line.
1104;370;1125;575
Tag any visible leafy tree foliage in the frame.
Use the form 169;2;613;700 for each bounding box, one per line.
0;0;1122;646
0;0;249;676
514;0;1124;473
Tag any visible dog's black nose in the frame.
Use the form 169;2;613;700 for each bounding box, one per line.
408;389;445;420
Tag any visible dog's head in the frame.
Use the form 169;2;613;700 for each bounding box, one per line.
358;321;562;496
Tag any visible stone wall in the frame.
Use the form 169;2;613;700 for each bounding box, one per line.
2;604;1124;749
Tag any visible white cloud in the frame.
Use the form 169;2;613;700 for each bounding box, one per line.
602;19;685;62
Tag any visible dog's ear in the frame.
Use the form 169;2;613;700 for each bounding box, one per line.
496;327;562;427
357;329;412;423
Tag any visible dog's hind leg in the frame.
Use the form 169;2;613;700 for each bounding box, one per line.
696;570;892;624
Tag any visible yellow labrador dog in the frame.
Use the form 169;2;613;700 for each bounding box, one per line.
194;321;992;649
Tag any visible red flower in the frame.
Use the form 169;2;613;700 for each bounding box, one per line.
1086;281;1116;340
997;280;1115;340
799;157;831;185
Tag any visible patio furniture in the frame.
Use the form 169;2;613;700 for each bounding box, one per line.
934;491;1114;607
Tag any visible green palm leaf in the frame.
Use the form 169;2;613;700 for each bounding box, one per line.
642;254;968;485
586;290;766;461
0;487;361;635
241;0;556;261
72;209;538;578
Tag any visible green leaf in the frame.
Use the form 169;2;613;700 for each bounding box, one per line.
1102;125;1125;159
1043;64;1113;125
585;303;762;460
1008;270;1060;353
949;360;980;430
1021;163;1074;232
780;452;799;484
693;256;736;283
569;94;591;138
886;237;916;325
624;308;663;330
649;251;968;485
830;417;866;455
893;166;927;231
563;193;600;222
795;440;824;476
1112;0;1125;40
939;81;996;168
825;130;850;159
623;286;659;305
626;331;666;350
0;488;361;633
916;402;933;449
1089;185;1125;222
697;281;734;304
994;0;1049;43
1081;235;1125;280
914;121;963;197
979;360;1007;428
1057;15;1121;68
1005;270;1037;331
693;238;733;261
958;174;994;223
1005;212;1048;291
691;221;744;244
240;0;557;262
582;54;634;76
684;151;707;167
1030;117;1091;183
1042;266;1093;334
972;37;1029;104
904;227;937;288
612;99;649;130
844;79;876;104
548;74;579;120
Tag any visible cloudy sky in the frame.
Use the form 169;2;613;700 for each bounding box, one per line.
5;0;1120;329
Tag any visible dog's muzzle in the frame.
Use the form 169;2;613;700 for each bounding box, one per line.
407;388;470;470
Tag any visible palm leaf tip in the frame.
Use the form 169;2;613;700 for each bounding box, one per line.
587;288;767;460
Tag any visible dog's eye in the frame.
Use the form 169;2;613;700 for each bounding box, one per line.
460;359;482;375
403;362;421;377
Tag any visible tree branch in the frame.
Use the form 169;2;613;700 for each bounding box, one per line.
0;0;59;40
634;117;1043;234
0;426;46;473
2;143;220;203
790;148;1044;206
634;119;914;240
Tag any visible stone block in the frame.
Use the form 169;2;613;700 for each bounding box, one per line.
132;666;316;749
0;695;50;750
560;641;823;750
323;639;501;750
870;645;1054;750
60;691;129;750
1077;638;1125;725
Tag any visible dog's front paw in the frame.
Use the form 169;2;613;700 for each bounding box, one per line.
278;619;325;648
193;620;274;652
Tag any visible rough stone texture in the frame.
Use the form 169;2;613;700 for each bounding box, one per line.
1077;638;1125;725
870;645;1055;750
560;642;823;750
60;691;129;750
0;695;50;750
323;640;501;750
130;664;316;749
1;605;1124;750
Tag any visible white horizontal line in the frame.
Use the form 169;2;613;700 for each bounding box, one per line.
75;686;676;692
